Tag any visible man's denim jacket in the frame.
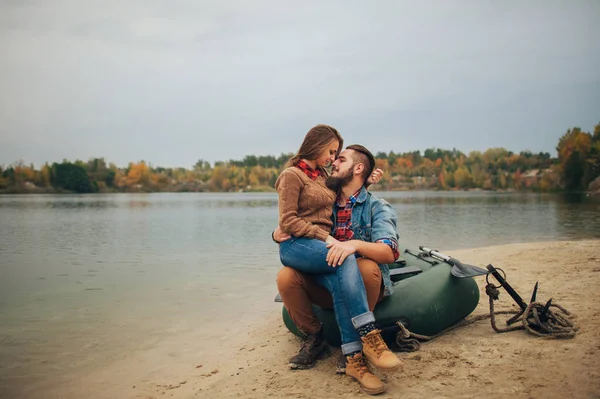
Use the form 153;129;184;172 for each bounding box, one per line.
331;186;399;297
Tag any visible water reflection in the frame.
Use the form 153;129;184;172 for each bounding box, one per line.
1;191;597;258
0;197;119;210
371;191;600;249
126;200;153;208
0;193;278;210
554;194;600;240
561;192;594;204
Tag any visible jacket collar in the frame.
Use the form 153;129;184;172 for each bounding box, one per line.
354;185;369;203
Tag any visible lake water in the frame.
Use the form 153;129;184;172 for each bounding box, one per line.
0;191;599;398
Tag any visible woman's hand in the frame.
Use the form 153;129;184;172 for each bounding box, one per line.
326;240;357;267
272;226;291;243
366;168;384;185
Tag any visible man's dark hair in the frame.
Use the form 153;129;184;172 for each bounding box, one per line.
346;144;375;182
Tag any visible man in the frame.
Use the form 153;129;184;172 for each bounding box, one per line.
273;144;400;395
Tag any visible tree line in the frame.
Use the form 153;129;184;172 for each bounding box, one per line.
1;123;598;194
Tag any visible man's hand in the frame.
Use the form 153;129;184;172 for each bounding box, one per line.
366;168;384;185
272;226;291;243
326;240;357;267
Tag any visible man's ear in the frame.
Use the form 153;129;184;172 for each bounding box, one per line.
354;163;364;176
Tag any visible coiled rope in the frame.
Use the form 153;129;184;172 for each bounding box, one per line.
394;283;579;352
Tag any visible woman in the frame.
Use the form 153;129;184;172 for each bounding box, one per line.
275;124;400;393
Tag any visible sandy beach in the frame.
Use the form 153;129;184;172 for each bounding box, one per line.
118;239;600;399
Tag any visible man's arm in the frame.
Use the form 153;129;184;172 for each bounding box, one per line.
351;240;396;264
325;239;395;267
369;198;400;261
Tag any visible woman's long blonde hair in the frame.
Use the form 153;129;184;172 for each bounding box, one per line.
285;124;344;170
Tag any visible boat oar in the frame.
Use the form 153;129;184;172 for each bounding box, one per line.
419;246;489;278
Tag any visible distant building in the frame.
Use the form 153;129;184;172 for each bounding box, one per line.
522;169;542;187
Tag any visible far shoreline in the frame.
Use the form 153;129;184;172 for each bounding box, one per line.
0;187;585;195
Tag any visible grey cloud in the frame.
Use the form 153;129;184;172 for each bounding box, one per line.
1;0;599;168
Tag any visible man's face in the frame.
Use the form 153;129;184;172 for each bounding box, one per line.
325;149;355;191
331;150;356;177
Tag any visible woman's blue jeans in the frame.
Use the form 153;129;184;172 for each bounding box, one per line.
279;237;375;354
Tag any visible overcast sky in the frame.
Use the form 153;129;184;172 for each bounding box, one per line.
1;1;599;168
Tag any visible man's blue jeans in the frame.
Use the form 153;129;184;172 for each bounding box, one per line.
279;237;375;354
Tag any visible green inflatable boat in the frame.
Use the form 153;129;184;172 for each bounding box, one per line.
281;242;481;346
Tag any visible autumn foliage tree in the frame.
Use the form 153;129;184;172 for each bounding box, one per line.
556;127;594;190
585;124;600;186
1;122;598;194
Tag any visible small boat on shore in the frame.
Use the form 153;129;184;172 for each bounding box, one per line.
281;242;481;346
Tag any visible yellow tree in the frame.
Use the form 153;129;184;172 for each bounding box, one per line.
438;169;455;188
375;158;390;173
248;165;271;187
454;167;473;189
114;169;127;188
482;148;509;170
469;163;486;188
182;169;196;183
557;128;591;165
125;161;151;187
171;168;187;183
498;172;507;189
375;159;391;185
150;172;169;189
40;164;52;187
395;158;413;170
417;158;435;178
210;165;230;191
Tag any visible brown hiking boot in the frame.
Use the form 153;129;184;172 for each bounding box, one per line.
288;329;330;370
361;329;402;371
345;352;386;395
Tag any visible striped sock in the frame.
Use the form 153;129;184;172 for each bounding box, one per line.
357;322;377;337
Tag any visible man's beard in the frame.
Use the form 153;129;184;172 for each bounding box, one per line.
325;169;354;192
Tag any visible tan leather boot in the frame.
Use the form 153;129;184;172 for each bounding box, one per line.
345;352;386;395
361;329;402;370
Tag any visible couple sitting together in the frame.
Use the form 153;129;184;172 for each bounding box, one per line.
272;124;402;395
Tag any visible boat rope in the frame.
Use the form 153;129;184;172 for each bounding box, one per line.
394;283;579;352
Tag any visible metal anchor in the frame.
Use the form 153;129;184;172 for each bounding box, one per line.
486;265;550;325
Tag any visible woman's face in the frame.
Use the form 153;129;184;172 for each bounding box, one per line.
315;139;340;168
